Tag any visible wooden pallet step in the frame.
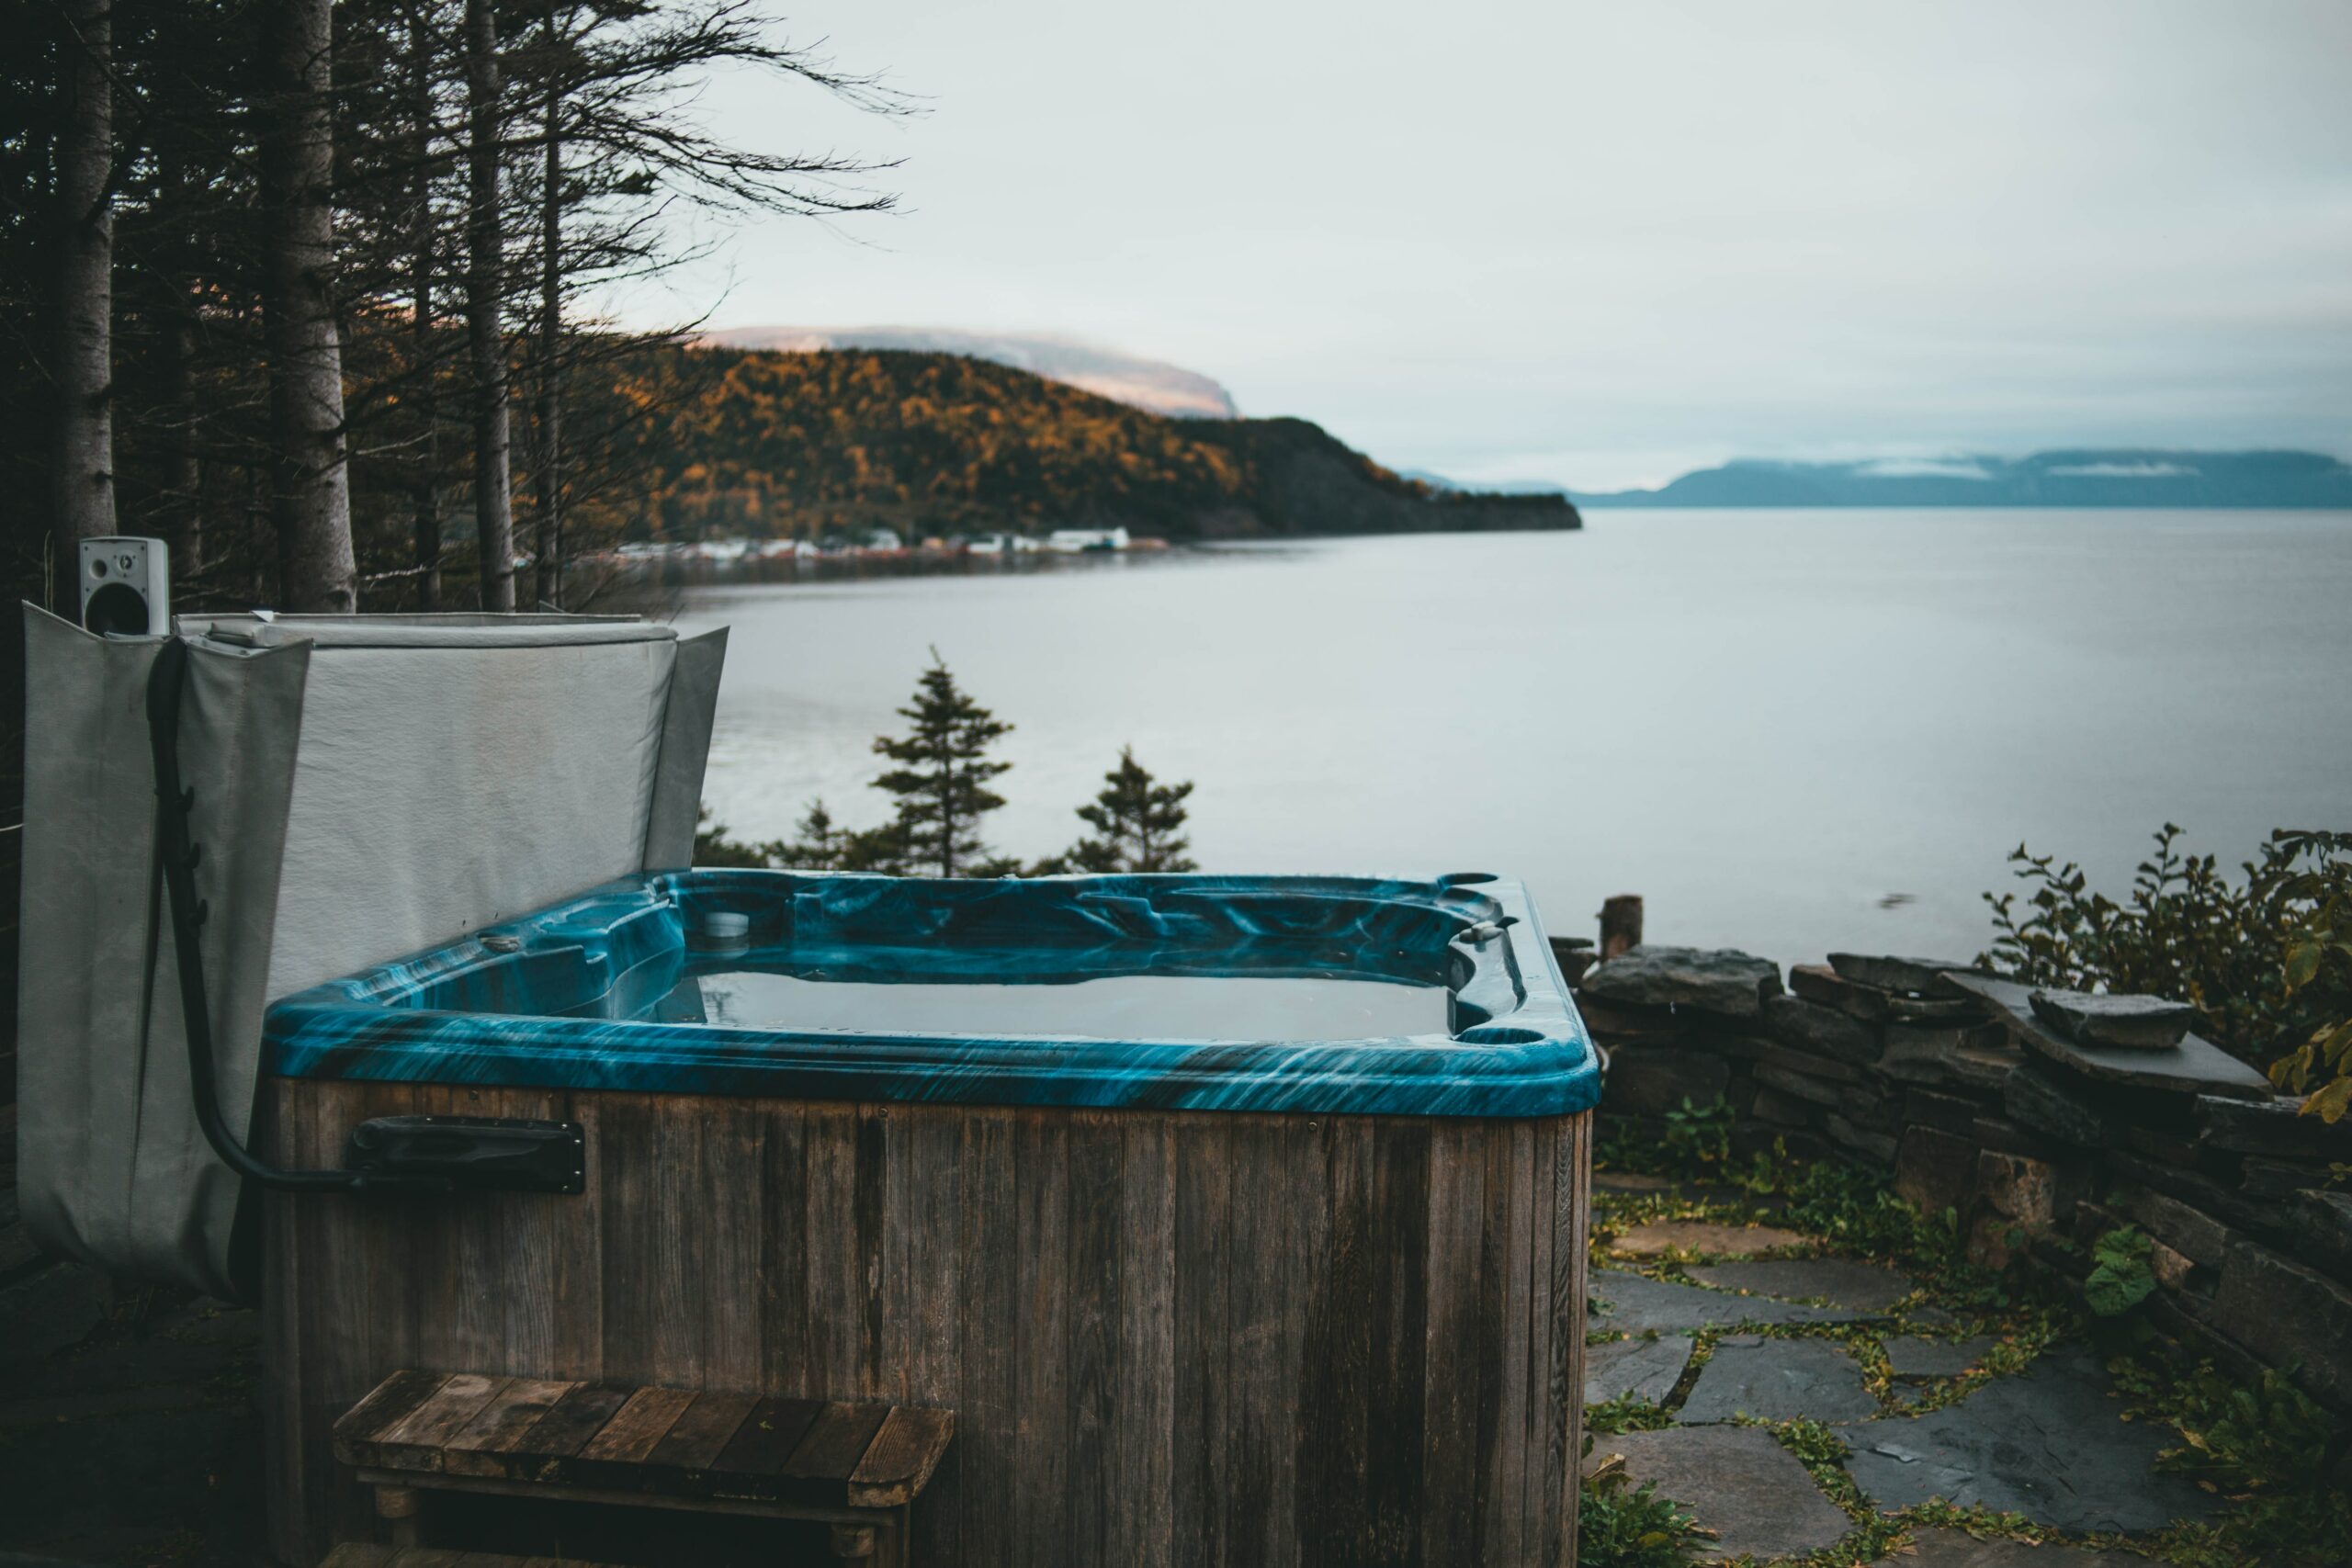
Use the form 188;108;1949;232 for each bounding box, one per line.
321;1545;624;1567
334;1371;955;1513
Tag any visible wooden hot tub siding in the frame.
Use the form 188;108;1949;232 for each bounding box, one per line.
266;1080;1589;1567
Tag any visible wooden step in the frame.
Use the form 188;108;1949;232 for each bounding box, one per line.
322;1547;623;1568
334;1371;956;1512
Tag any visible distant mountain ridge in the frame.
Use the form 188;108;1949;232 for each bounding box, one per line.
1568;450;2352;508
627;346;1577;541
701;326;1242;420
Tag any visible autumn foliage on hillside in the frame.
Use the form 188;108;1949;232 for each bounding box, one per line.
610;345;1578;542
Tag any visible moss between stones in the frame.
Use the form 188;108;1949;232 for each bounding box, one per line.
1585;1155;2346;1566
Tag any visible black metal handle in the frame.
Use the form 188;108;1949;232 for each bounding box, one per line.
344;1115;586;1194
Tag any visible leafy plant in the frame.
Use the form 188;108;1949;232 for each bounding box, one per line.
1983;827;2352;1116
2084;1226;2157;1318
2270;845;2352;1122
1660;1095;1735;1171
2116;1354;2352;1568
1577;1438;1702;1568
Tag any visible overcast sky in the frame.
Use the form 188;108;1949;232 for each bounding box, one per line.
652;0;2352;490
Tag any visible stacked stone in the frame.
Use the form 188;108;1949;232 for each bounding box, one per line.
1951;974;2352;1415
1565;943;1792;1157
1572;938;2352;1416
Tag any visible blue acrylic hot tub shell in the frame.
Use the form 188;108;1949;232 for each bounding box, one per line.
265;870;1600;1118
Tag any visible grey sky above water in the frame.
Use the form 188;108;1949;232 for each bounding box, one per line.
645;0;2352;491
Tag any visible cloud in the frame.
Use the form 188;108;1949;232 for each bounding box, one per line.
1854;459;1997;480
2042;461;2199;478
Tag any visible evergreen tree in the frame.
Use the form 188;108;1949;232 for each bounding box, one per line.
871;652;1012;877
1069;747;1196;873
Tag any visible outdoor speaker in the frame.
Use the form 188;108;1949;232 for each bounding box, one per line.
78;535;170;636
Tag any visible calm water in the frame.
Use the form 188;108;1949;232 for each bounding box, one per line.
670;970;1451;1041
675;510;2352;966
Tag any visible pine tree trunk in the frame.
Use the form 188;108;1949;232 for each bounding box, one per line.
156;142;202;575
51;0;116;611
534;19;563;612
162;308;202;573
408;7;442;611
465;0;515;612
261;0;358;613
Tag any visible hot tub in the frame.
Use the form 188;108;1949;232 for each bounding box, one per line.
262;869;1600;1565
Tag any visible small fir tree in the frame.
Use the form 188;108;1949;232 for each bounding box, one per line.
1069;748;1197;873
775;799;850;869
871;651;1012;877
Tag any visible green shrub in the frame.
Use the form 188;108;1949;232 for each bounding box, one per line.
1577;1445;1701;1568
2084;1225;2158;1318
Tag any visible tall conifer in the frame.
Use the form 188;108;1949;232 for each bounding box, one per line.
871;652;1012;877
1069;748;1196;873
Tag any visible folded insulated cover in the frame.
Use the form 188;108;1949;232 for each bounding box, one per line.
16;606;727;1299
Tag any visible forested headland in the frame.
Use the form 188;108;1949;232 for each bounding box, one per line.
628;344;1582;546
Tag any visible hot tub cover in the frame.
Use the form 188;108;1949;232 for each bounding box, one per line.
16;607;726;1298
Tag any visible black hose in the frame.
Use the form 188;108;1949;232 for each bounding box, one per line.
145;637;447;1195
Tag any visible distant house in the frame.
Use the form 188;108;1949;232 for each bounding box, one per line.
1046;526;1129;553
865;526;905;553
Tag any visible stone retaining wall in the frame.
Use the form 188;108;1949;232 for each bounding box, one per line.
1564;941;2352;1416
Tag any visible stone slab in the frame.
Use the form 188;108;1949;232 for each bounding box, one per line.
1763;994;1882;1065
2028;989;2194;1050
2207;1238;2352;1408
1677;1334;1878;1424
2197;1093;2352;1160
1899;1526;2131;1567
1846;1347;2214;1531
1603;1043;1733;1116
1791;963;1983;1023
1580;945;1784;1020
1687;1258;1915;1312
1609;1220;1812;1258
1828;953;1981;995
1590;1269;1855;1333
1600;1424;1852;1563
1941;973;2271;1100
2005;1064;2114;1147
1884;1335;1998;1378
1585;1333;1694;1404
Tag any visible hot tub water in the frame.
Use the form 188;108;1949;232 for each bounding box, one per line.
662;968;1453;1042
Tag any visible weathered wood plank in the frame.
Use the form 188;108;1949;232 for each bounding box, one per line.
1420;1118;1487;1566
332;1370;450;1452
367;1374;512;1472
577;1385;696;1464
779;1401;893;1484
510;1382;633;1463
1170;1106;1232;1568
642;1389;759;1472
1064;1109;1122;1565
443;1378;579;1477
708;1394;827;1480
1010;1112;1071;1565
1560;1114;1591;1568
1109;1114;1176;1567
953;1109;1017;1568
845;1405;956;1507
1366;1117;1431;1565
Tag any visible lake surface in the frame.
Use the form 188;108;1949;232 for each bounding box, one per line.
675;510;2352;966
